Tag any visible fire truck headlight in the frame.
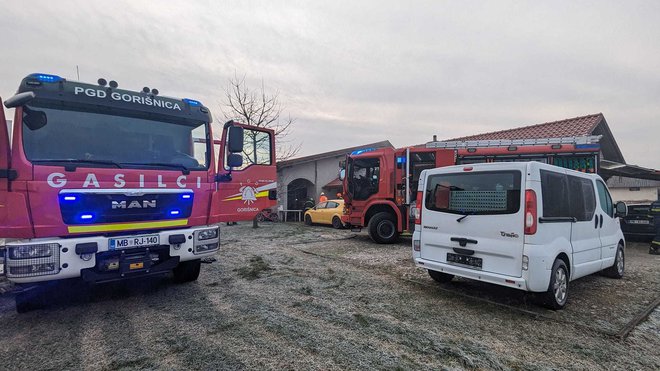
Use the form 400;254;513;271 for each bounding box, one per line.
196;227;219;241
6;243;60;278
0;249;5;276
9;244;57;260
194;242;219;254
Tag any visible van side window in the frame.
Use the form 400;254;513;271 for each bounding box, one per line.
540;170;570;218
567;175;596;221
596;181;614;217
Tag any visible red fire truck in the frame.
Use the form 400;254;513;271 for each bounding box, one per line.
341;136;601;243
0;73;276;311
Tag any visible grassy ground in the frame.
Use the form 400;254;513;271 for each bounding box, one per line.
0;222;658;370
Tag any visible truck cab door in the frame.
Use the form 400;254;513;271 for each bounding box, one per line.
0;102;18;234
0;102;9;193
0;100;32;237
209;123;277;223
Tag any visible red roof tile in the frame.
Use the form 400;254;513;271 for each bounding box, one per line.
447;113;604;141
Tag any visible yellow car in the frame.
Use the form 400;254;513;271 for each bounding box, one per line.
304;199;345;229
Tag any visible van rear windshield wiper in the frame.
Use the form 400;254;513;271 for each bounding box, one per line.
121;162;190;175
32;159;123;170
456;211;473;223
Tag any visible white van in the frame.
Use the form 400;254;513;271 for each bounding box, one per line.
412;162;627;309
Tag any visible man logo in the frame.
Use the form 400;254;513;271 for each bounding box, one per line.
112;200;157;209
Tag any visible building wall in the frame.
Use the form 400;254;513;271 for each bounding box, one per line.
609;187;659;203
277;154;344;210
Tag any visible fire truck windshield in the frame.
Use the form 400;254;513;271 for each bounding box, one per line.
21;102;209;171
347;158;380;200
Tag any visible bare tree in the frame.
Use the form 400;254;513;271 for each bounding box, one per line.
220;75;301;161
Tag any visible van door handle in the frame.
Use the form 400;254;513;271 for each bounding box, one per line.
595;216;599;229
599;214;603;228
450;237;478;247
452;247;475;255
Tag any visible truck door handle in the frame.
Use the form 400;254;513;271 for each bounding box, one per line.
450;237;478;247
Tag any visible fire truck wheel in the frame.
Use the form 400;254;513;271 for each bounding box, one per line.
15;290;45;313
304;214;313;226
173;259;201;283
332;216;343;229
368;212;399;244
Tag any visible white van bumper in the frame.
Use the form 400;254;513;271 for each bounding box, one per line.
0;224;220;285
413;255;551;293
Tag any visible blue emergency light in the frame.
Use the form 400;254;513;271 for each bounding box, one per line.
169;210;181;216
79;213;94;220
183;98;202;106
181;194;192;200
396;157;406;164
29;73;63;83
63;195;78;201
575;144;600;150
351;148;376;156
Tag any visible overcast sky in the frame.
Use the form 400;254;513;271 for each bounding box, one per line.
1;0;659;168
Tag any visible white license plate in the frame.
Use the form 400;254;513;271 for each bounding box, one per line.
109;234;160;250
628;220;650;224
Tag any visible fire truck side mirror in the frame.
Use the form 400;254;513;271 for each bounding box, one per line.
227;126;244;153
339;169;345;181
227;153;243;168
3;91;35;108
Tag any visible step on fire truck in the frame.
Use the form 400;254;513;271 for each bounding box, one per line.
0;73;277;312
341;136;602;244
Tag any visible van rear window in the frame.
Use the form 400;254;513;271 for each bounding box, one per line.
425;171;521;215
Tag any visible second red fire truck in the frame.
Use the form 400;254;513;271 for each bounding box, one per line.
341;136;602;243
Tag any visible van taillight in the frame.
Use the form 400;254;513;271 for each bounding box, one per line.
414;191;423;225
524;189;537;235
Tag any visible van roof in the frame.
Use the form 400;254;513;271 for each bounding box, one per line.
424;161;603;180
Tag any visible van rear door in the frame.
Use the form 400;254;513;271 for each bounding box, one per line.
419;166;526;277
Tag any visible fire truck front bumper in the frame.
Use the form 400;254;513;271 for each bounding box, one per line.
0;225;220;284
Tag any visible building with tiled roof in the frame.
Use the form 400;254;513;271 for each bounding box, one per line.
446;113;625;164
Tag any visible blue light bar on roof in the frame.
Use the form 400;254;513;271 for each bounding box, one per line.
575;144;600;150
29;73;63;83
351;148;376;156
183;98;202;106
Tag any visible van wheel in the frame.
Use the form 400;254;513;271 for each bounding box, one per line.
368;212;399;244
173;260;201;283
540;259;569;310
332;216;343;229
304;214;313;226
603;243;625;278
428;269;454;283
